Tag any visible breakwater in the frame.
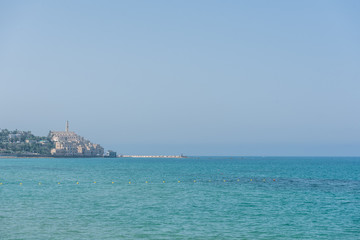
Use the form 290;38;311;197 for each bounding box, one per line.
119;155;186;158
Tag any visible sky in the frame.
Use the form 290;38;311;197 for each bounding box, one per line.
0;1;359;156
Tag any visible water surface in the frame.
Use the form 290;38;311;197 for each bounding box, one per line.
0;157;359;239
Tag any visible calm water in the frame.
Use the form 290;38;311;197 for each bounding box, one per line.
0;157;359;239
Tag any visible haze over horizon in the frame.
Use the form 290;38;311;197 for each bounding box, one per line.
1;1;359;156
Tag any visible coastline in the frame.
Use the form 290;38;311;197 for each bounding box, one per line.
0;155;187;159
0;154;101;159
119;155;186;159
0;156;54;159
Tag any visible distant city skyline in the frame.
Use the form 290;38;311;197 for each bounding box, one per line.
1;1;359;156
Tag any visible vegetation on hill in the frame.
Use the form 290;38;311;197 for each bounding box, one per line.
0;129;54;156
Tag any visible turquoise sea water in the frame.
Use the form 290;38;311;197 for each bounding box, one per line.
0;157;359;239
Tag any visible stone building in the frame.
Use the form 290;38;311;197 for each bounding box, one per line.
50;121;104;157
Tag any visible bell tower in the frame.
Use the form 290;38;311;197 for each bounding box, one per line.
66;120;69;132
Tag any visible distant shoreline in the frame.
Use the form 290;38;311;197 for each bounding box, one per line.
119;155;187;158
0;156;54;159
0;155;187;159
0;154;100;159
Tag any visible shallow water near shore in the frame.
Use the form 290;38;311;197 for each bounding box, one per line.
0;156;359;239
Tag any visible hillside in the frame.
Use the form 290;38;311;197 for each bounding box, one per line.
0;129;54;156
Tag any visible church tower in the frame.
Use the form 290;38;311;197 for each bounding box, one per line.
66;120;69;132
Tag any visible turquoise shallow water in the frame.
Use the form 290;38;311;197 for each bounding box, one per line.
0;157;359;239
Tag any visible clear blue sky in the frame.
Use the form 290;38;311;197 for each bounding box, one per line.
1;1;359;156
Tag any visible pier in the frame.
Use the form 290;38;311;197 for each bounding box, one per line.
119;155;186;158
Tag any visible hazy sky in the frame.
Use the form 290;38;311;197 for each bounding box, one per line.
1;1;359;156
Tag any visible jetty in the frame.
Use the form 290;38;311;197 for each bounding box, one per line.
119;154;186;158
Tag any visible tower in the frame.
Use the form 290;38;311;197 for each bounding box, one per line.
66;120;69;132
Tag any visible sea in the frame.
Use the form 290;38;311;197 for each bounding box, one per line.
0;156;359;239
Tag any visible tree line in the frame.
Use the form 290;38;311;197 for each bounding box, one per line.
0;129;54;155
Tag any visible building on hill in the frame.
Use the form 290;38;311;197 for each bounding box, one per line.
50;121;104;157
